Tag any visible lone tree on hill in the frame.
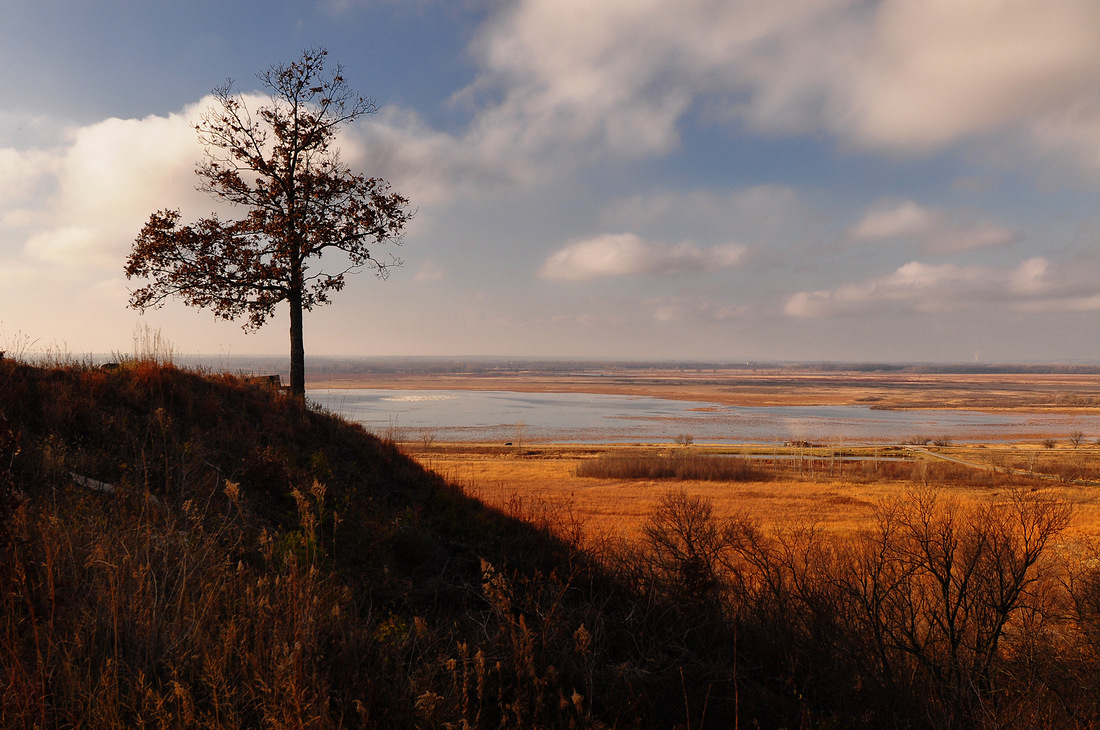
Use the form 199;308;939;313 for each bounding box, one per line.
126;48;411;397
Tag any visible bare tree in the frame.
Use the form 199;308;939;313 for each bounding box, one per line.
126;48;411;396
843;488;1072;724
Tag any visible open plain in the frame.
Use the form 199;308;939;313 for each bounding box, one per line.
308;365;1100;539
402;441;1100;541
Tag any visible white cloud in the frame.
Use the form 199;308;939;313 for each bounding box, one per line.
0;147;58;208
304;1;1100;218
784;257;1065;317
345;106;534;207
0;259;35;287
23;225;101;266
413;261;445;282
844;0;1100;151
538;232;744;281
1027;99;1100;174
922;224;1016;256
847;200;1017;254
600;185;805;239
467;0;854;159
849;201;938;240
1010;256;1049;295
0;101;218;271
1014;294;1100;313
442;0;1100;174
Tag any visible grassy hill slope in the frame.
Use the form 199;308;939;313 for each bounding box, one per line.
0;359;634;727
5;359;1100;728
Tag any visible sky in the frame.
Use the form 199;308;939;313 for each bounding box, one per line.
4;0;1100;364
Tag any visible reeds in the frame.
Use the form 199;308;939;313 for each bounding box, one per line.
576;451;768;482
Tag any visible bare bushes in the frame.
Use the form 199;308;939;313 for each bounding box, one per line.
639;491;729;609
577;452;767;482
833;489;1073;724
619;487;1086;727
848;456;1049;489
0;414;19;534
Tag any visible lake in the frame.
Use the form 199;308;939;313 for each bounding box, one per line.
307;388;1100;444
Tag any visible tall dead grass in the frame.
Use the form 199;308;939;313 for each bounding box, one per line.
576;451;769;482
6;359;1100;727
0;479;372;727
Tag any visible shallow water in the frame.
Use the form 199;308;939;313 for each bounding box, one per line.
308;388;1100;444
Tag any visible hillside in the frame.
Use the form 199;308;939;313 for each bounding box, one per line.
2;358;750;728
4;358;1100;728
0;359;617;726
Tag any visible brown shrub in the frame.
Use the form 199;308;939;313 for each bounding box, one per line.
577;451;768;482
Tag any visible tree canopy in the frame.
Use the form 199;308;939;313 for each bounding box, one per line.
126;48;411;396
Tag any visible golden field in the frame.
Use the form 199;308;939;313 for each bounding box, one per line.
308;365;1100;540
402;441;1100;541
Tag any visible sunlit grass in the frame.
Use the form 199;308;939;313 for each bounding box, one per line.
9;358;1100;727
406;442;1100;539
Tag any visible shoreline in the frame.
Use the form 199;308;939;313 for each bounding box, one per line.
305;368;1100;413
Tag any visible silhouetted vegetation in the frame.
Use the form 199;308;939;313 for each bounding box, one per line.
126;49;410;396
3;358;1100;727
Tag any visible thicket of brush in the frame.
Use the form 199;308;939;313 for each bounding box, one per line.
576;451;769;482
4;358;1100;727
578;447;1074;491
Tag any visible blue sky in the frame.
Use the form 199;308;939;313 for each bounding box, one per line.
4;0;1100;363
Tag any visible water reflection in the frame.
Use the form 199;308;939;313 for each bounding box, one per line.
308;388;1100;444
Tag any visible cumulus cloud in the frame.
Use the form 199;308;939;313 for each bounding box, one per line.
784;257;1068;317
438;0;1100;174
847;200;1017;255
844;0;1100;151
345;106;535;207
538;232;744;281
922;224;1017;256
466;0;851;159
848;201;938;240
0;147;58;211
270;1;1100;216
0;100;220;271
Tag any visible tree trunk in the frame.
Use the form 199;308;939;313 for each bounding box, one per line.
289;291;306;397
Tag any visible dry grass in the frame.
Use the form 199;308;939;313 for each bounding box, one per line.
406;443;1100;540
11;359;1100;727
575;450;768;481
